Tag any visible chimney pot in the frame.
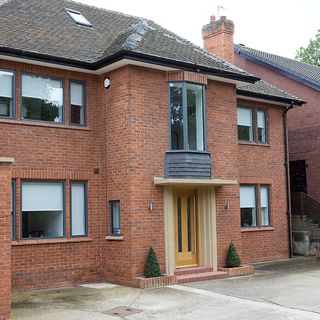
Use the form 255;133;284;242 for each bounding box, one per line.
210;15;216;23
220;16;226;21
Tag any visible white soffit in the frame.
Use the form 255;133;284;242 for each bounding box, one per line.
0;54;252;87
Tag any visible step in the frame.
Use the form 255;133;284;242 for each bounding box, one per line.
176;271;228;284
174;266;213;276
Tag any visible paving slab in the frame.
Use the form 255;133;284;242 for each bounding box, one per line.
12;257;320;320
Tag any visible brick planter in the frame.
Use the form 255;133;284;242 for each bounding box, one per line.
134;275;177;289
218;265;254;277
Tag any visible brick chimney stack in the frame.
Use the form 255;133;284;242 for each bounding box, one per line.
202;15;235;64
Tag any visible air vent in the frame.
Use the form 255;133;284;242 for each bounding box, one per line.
65;8;92;27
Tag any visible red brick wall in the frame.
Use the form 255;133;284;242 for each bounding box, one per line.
237;99;289;263
0;164;12;320
1;56;290;295
0;59;105;291
235;54;320;201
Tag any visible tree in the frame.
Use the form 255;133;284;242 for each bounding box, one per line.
295;30;320;67
226;242;241;268
144;247;161;278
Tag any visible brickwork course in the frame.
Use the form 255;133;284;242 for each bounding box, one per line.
0;2;305;319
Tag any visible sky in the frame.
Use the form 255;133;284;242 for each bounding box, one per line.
76;0;319;59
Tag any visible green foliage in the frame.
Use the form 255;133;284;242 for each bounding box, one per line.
226;242;241;268
144;247;161;278
295;30;320;66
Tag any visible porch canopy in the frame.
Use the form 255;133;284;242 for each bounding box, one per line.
154;177;238;187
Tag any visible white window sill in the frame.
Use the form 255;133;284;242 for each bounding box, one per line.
105;235;124;241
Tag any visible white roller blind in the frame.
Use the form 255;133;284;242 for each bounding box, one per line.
240;185;256;208
22;182;63;211
22;74;63;103
71;183;86;236
237;107;252;126
70;82;84;106
257;110;266;128
0;71;13;98
260;186;269;208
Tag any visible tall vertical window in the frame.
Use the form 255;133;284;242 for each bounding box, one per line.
0;70;14;118
169;82;205;151
237;107;253;142
21;182;64;239
260;185;270;226
110;200;120;235
257;110;267;143
71;182;87;236
21;74;63;123
240;185;257;227
70;82;86;125
11;180;16;239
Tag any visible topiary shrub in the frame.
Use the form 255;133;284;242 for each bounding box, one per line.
226;242;241;268
144;247;161;278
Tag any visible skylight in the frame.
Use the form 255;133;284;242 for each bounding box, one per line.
65;8;92;27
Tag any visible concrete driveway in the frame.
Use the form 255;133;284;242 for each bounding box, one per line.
12;257;320;320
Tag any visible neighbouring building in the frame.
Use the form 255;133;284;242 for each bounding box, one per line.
234;41;320;255
0;2;304;319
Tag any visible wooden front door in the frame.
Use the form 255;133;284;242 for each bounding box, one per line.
175;189;198;267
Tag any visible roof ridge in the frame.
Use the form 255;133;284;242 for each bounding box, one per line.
121;20;150;51
235;44;320;70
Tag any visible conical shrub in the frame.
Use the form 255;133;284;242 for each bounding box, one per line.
144;247;161;278
226;242;241;268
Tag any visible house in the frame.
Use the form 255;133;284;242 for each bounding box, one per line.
0;1;304;319
234;41;320;255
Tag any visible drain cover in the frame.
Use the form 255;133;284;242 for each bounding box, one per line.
102;306;142;318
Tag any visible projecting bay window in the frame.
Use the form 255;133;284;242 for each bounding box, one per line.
70;81;86;125
169;82;205;151
71;182;87;237
21;74;64;123
0;70;14;118
21;182;65;239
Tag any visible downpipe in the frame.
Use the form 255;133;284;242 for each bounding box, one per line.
283;102;294;259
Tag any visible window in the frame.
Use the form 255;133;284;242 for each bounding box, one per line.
21;182;65;239
257;110;267;143
71;182;87;236
237;107;253;142
110;200;121;235
169;82;205;151
240;185;257;227
260;185;270;226
240;184;271;228
65;8;92;27
70;82;85;125
237;106;268;143
11;180;16;240
0;70;14;118
21;74;63;123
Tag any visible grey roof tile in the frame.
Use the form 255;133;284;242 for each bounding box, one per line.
0;0;255;80
235;44;320;90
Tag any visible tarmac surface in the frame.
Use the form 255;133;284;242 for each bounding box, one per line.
12;256;320;320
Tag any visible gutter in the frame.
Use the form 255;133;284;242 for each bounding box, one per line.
0;46;259;83
283;102;294;259
237;89;305;106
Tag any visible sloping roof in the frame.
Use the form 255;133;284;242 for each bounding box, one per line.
0;0;257;82
234;44;320;91
238;80;305;105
